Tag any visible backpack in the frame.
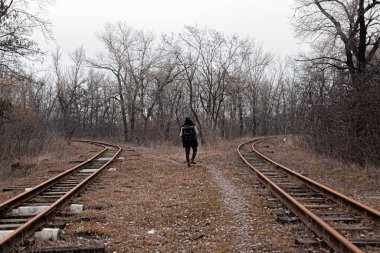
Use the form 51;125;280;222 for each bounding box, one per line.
182;125;195;141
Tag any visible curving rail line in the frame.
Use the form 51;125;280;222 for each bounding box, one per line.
238;137;380;253
0;140;121;253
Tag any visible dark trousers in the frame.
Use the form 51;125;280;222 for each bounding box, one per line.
184;144;197;162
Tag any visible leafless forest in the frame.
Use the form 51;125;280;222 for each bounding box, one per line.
0;0;380;165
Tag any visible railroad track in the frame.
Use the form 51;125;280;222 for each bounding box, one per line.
0;140;121;253
238;137;380;253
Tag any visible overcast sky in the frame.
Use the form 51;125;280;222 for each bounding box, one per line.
40;0;301;61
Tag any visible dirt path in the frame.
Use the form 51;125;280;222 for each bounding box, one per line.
206;164;253;252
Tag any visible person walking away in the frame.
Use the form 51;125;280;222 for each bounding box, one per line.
180;117;199;167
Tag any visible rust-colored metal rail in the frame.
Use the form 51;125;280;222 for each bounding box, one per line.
237;137;380;253
0;144;106;216
0;140;121;253
252;137;380;221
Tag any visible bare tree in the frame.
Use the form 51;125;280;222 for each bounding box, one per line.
0;0;52;77
90;22;136;142
294;0;380;163
178;26;244;139
170;35;206;143
239;40;272;136
123;30;162;139
295;0;380;82
53;47;88;142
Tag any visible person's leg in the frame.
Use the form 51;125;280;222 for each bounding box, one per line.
185;144;191;166
191;146;197;163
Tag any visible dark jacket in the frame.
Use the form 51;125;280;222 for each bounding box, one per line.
180;119;199;147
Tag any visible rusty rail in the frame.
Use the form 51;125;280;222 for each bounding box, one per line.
252;137;380;221
0;140;121;253
237;137;380;253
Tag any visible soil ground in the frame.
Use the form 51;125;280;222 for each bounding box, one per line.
1;136;378;252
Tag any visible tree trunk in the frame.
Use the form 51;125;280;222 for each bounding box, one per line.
117;77;128;142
